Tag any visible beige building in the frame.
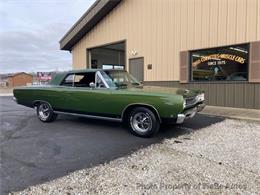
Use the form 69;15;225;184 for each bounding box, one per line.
60;0;260;109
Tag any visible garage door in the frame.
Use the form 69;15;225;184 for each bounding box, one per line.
129;57;144;82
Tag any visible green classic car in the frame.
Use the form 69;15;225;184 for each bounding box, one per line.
13;69;205;137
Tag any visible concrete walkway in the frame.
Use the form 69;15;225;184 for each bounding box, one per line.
0;88;13;96
0;93;13;96
201;105;260;122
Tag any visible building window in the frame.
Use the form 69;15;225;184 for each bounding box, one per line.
190;44;249;81
102;64;124;70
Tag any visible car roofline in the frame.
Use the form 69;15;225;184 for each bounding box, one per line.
67;69;126;74
49;69;127;85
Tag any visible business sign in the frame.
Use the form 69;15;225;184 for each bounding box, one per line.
192;53;246;67
37;72;52;82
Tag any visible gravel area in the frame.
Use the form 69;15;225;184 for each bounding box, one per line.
11;119;260;194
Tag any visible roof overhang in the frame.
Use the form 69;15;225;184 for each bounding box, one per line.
59;0;122;51
7;72;32;78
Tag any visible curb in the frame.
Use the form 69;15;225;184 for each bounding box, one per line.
200;112;260;123
0;94;13;96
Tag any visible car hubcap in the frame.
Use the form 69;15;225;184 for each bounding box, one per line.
131;112;152;133
38;103;50;120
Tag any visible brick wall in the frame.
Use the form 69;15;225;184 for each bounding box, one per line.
8;73;33;87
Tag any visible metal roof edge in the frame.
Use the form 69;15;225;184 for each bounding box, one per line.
59;0;102;44
59;0;122;51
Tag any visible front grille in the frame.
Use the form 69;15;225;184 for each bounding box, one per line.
185;96;197;108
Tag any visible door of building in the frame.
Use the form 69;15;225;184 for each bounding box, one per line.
129;57;144;82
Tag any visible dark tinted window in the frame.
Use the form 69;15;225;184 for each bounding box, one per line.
190;44;249;81
60;72;95;87
73;72;95;87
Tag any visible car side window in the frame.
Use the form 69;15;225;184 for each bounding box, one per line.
61;72;96;88
74;75;84;83
74;72;95;87
61;74;74;86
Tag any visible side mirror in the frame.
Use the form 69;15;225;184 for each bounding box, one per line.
89;82;95;89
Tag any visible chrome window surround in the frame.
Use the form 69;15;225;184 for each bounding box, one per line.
60;71;110;89
95;71;110;89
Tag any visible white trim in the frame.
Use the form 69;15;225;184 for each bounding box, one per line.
0;93;13;96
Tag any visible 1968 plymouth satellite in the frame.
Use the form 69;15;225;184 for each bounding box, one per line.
13;69;205;137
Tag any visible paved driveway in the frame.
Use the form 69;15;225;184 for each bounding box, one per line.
0;96;224;194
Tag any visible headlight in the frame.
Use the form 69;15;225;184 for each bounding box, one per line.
196;93;205;102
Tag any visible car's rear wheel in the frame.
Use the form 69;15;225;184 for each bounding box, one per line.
127;107;160;137
37;102;57;122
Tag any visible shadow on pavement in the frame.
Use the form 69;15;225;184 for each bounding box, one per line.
73;113;225;139
1;96;225;194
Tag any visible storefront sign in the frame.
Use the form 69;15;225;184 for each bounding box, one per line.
37;72;52;82
208;60;226;66
192;53;245;67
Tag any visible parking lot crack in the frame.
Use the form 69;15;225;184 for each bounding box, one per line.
1;151;38;169
0;116;33;145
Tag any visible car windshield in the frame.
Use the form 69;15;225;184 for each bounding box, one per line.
104;70;142;88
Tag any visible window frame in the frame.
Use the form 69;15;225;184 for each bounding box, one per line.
102;64;125;70
60;73;75;87
60;73;94;88
95;71;109;88
60;71;114;89
189;43;250;83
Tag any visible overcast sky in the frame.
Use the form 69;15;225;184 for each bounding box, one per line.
0;0;95;74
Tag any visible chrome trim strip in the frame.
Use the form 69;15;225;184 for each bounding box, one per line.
184;93;205;109
176;114;185;124
54;111;122;122
121;103;162;123
95;71;110;89
72;74;76;87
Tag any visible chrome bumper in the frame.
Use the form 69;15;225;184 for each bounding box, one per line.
12;96;17;103
176;103;206;124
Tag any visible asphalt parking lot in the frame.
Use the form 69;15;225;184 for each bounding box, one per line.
0;96;224;194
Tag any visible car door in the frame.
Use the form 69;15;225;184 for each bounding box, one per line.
57;71;119;118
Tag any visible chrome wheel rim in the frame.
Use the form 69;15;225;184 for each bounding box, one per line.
131;112;152;133
38;103;50;120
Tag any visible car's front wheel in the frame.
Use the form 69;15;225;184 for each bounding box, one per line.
128;107;160;137
37;102;57;122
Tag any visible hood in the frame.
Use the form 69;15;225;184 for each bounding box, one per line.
124;86;201;98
